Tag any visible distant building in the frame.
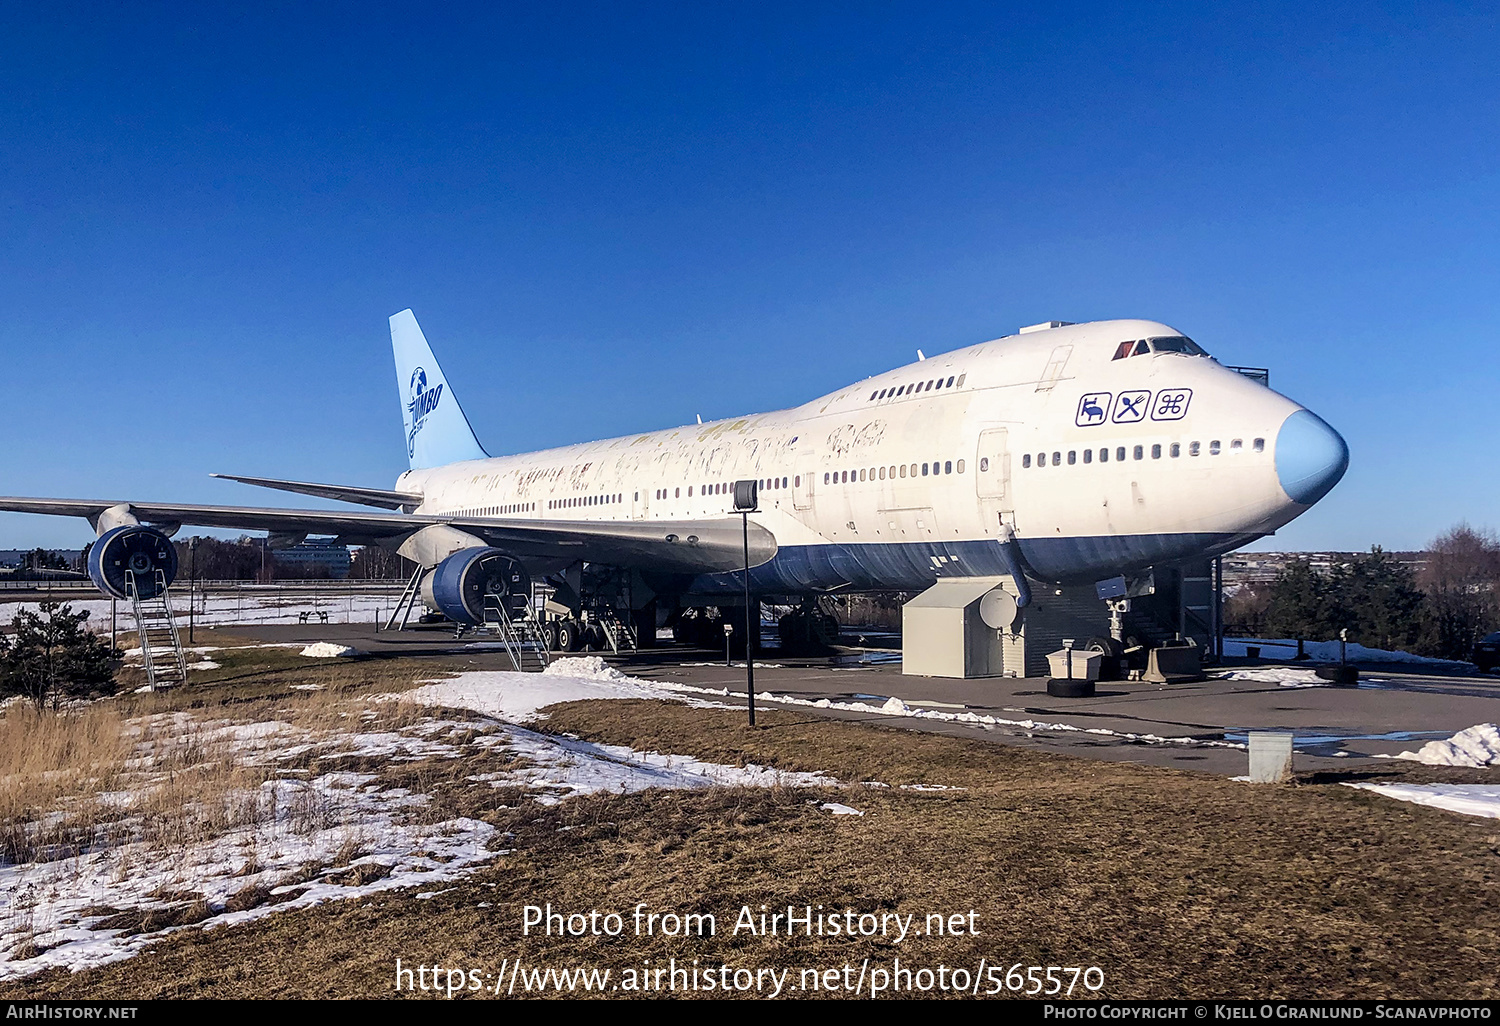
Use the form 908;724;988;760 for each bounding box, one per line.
272;538;352;579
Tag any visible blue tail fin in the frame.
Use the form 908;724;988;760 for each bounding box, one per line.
390;310;489;469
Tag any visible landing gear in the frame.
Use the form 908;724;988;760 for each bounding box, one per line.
554;620;582;652
1083;635;1124;681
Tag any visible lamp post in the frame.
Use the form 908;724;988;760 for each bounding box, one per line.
731;480;759;726
188;537;197;643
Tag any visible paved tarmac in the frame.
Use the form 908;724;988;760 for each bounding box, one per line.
207;621;1500;777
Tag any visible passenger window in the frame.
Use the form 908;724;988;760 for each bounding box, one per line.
794;476;800;487
1189;442;1200;456
1231;439;1243;450
1052;451;1061;465
859;469;866;482
1020;455;1028;469
823;474;830;485
878;466;885;480
922;463;929;476
675;488;680;497
1253;438;1265;452
946;376;954;387
910;464;918;476
1067;451;1076;465
1036;452;1045;466
956;459;965;473
1151;444;1161;459
1133;445;1143;460
956;374;965;386
870;391;878;400
1116;447;1126;462
1099;448;1108;463
1083;449;1092;464
1210;440;1221;455
1170;443;1180;458
944;460;952;473
900;464;907;477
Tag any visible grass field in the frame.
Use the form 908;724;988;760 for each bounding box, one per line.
3;645;1499;1000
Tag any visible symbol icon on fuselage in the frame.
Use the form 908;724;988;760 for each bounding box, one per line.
1112;390;1151;423
1151;389;1192;421
1076;392;1111;426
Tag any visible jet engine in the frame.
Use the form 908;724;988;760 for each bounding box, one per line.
422;547;531;625
87;525;178;600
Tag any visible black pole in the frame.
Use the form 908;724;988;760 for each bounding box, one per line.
188;538;197;644
743;510;755;726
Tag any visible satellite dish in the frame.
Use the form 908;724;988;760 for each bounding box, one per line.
979;588;1019;629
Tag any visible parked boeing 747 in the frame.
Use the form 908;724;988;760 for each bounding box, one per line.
0;311;1347;652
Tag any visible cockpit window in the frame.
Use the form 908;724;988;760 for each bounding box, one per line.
1147;335;1207;356
1112;341;1134;361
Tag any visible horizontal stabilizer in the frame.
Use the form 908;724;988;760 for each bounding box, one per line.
211;474;423;510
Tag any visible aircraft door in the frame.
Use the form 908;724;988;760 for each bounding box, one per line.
975;428;1012;535
793;465;814;511
632;487;649;520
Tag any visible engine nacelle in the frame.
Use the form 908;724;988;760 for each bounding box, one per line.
423;547;531;625
88;525;178;600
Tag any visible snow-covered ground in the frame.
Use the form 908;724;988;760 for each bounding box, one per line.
1;657;847;980
1344;783;1500;819
423;656;1247;752
0;592;396;630
1224;637;1475;672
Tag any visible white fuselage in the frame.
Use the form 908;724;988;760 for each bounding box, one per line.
395;320;1337;592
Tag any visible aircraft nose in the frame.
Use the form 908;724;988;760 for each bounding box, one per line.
1274;409;1349;505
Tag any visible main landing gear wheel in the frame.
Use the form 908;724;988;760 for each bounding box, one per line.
1047;678;1097;698
555;621;582;652
1084;636;1124;682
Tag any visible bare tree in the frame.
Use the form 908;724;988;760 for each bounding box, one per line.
1419;523;1500;659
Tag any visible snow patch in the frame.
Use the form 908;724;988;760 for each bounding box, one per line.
399;668;733;723
1344;782;1500;819
1391;724;1500;768
1225;637;1473;671
300;643;361;658
1221;668;1329;688
820;803;864;816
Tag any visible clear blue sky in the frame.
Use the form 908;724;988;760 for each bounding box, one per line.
2;2;1496;551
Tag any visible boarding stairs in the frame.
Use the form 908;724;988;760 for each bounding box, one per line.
483;595;551;673
594;605;637;655
125;569;189;690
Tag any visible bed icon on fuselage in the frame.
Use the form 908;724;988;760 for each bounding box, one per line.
1076;392;1111;426
1112;390;1151;423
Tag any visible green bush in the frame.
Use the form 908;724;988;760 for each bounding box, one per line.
0;601;122;709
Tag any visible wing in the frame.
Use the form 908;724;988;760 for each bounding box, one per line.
0;497;777;575
209;474;423;510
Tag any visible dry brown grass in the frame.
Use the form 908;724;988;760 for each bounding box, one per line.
5;696;1499;1000
0;654;460;870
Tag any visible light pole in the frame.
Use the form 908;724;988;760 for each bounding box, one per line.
731;480;759;726
188;537;197;643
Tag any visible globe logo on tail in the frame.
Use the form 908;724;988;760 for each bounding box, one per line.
407;367;444;457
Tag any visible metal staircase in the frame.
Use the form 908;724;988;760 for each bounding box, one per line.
594;605;637;654
125;569;188;690
484;596;551;673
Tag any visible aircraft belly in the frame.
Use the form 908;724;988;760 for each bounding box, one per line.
681;531;1240;595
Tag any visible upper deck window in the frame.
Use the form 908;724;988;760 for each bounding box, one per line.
1147;336;1207;356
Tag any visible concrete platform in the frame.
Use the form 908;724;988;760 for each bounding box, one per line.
206;622;1500;778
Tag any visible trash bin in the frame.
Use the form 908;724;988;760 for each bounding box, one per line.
1046;649;1102;681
